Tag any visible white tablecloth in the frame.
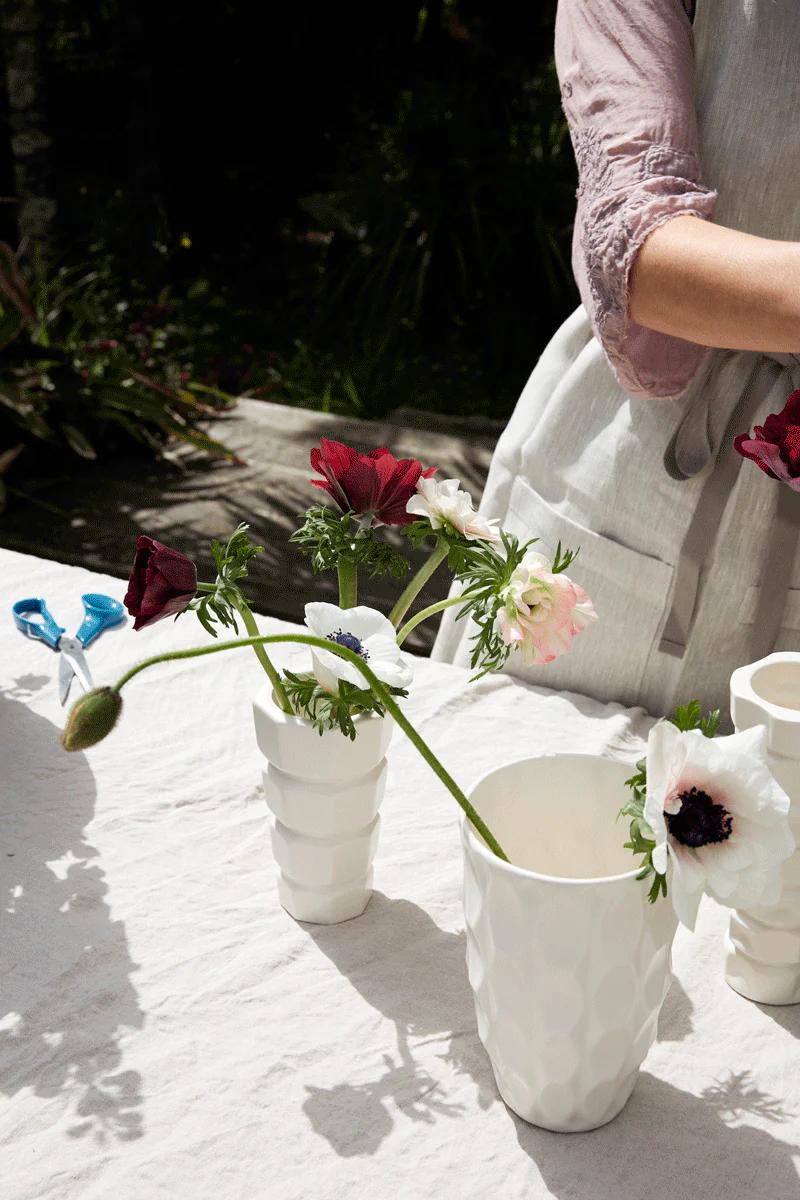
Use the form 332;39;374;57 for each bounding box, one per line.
1;549;798;1200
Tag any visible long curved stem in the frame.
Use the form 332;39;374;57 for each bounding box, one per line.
396;590;479;647
112;632;508;861
230;596;293;714
389;538;449;628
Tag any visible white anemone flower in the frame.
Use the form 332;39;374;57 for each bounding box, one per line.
304;602;413;693
406;475;502;543
644;720;794;930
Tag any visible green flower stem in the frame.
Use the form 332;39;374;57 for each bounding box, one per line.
111;632;509;862
396;590;480;647
337;557;358;608
229;596;294;715
389;537;449;628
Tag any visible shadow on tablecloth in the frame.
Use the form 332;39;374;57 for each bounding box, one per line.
755;1000;800;1040
0;689;145;1142
299;891;798;1196
515;1070;798;1200
301;894;491;1155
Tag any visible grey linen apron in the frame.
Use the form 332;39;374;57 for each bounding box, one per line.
433;0;800;722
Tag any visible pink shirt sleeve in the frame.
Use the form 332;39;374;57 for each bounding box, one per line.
555;0;717;399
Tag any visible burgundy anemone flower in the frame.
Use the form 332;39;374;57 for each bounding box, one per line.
734;389;800;491
124;536;198;630
309;438;436;526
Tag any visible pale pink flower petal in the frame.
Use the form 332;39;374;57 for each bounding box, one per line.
495;550;596;668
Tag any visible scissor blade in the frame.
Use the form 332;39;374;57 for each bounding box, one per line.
59;636;94;705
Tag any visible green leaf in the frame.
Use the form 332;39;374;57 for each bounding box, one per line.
61;423;97;460
551;540;579;574
195;603;219;638
700;708;721;739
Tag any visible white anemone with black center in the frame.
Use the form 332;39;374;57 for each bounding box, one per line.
304;602;414;694
644;720;795;930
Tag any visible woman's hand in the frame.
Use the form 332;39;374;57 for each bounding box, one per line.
630;215;800;355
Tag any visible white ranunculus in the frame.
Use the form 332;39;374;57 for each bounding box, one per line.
644;720;795;930
406;476;502;543
304;602;413;692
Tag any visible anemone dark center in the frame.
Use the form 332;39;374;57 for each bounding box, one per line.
665;786;733;848
327;628;369;659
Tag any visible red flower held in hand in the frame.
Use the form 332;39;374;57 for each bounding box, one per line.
124;536;198;630
734;389;800;491
310;438;436;526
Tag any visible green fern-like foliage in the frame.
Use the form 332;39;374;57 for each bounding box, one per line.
282;671;408;739
191;523;264;637
291;505;410;579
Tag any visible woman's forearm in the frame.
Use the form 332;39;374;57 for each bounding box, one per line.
629;215;800;353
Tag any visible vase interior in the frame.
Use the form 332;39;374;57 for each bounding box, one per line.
469;754;635;881
750;657;800;712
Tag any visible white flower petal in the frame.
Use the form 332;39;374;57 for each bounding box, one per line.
304;603;411;692
304;601;349;637
342;605;397;639
406;494;437;523
644;720;682;850
311;647;362;689
362;633;414;687
651;841;669;875
406;475;501;542
668;853;704;931
642;720;793;928
310;650;356;692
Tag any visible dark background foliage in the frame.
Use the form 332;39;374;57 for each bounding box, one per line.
0;0;577;474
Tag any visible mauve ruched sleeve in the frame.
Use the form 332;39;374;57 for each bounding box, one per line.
555;0;717;398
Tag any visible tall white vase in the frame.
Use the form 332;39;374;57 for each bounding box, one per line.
252;691;392;924
462;753;678;1133
725;653;800;1004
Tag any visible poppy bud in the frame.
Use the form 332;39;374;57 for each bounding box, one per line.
62;687;123;752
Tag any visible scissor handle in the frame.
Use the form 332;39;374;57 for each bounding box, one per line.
12;598;65;649
75;593;126;648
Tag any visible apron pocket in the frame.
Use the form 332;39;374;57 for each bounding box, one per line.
503;477;674;708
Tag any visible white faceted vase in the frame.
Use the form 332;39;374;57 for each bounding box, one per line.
462;754;678;1133
725;653;800;1004
252;691;392;924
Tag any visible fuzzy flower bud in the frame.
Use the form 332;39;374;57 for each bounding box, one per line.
61;686;123;752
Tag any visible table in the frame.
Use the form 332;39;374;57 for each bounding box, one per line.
1;549;798;1200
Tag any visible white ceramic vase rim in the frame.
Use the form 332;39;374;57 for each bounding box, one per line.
463;752;644;888
731;652;800;724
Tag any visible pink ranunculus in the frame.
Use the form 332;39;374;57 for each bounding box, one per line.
496;550;597;667
734;388;800;491
309;438;436;526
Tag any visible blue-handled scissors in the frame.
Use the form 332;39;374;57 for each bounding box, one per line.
12;593;126;705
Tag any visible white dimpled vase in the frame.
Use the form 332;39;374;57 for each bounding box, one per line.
462;754;678;1133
